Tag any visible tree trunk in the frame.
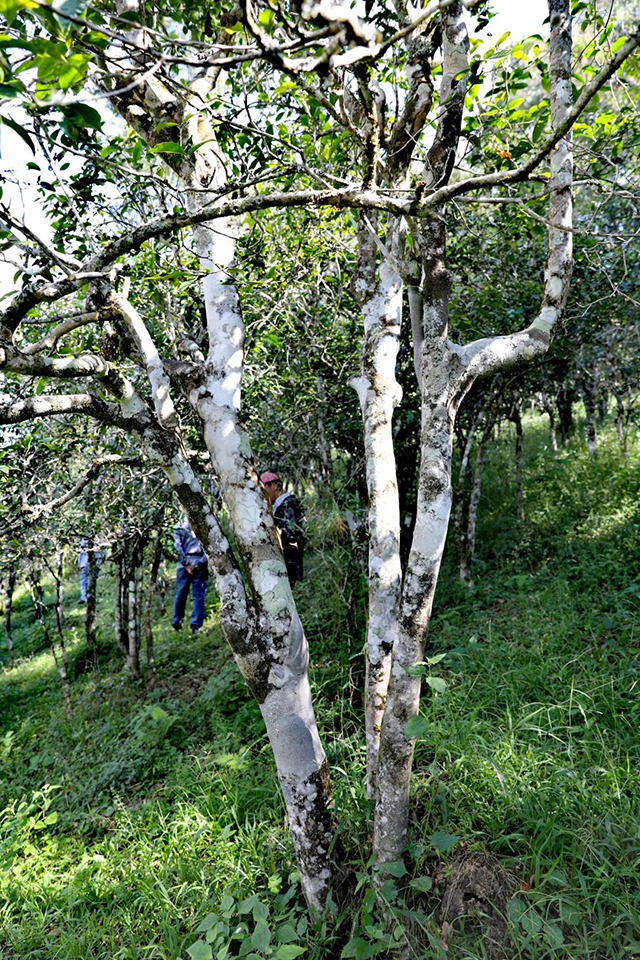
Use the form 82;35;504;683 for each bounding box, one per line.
597;387;608;424
613;388;626;450
352;214;404;798
55;548;65;634
144;532;163;672
85;540;98;664
557;387;574;443
540;387;558;453
455;406;484;584
581;379;598;457
461;428;489;582
4;564;16;666
27;565;71;713
374;403;454;867
512;406;525;522
114;548;128;659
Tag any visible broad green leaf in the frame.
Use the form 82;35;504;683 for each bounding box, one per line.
378;860;407;878
404;715;429;739
341;939;373;959
0;113;34;152
187;941;213;960
275;947;306;960
151;141;185;155
196;913;217;933
0;0;37;25
410;876;433;893
251;919;270;953
430;832;459;853
425;676;447;694
276;924;299;943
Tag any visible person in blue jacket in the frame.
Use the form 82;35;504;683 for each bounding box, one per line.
172;518;208;633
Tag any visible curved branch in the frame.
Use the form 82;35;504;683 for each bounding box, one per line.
455;0;575;385
21;312;99;354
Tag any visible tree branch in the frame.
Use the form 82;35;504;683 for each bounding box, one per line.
0;393;143;429
455;0;574;385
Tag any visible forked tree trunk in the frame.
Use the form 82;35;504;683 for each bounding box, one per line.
4;564;16;666
372;0;574;870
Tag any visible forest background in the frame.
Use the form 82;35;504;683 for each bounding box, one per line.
0;0;639;957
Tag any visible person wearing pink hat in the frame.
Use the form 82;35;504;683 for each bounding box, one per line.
260;471;305;588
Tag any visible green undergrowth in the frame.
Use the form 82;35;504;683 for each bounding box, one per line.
1;414;639;959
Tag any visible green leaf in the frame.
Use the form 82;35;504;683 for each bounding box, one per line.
150;141;185;155
276;924;299;943
251;919;270;953
0;80;25;98
404;715;429;739
196;913;217;933
275;947;306;960
425;677;447;694
378;860;407;878
430;832;459;853
341;939;373;959
0;113;35;152
410;876;433;893
187;941;213;960
238;894;258;914
0;0;37;25
60;103;103;131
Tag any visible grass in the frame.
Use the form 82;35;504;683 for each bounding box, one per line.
1;411;639;959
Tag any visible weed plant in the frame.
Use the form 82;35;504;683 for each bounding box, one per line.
0;414;638;959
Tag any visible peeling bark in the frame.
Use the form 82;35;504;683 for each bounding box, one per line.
352;214;404;798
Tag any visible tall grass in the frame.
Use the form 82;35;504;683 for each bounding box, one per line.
0;412;638;959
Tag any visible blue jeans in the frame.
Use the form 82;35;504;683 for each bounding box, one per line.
172;563;208;629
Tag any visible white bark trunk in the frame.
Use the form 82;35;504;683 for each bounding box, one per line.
375;398;454;867
178;86;334;913
352;215;404;798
